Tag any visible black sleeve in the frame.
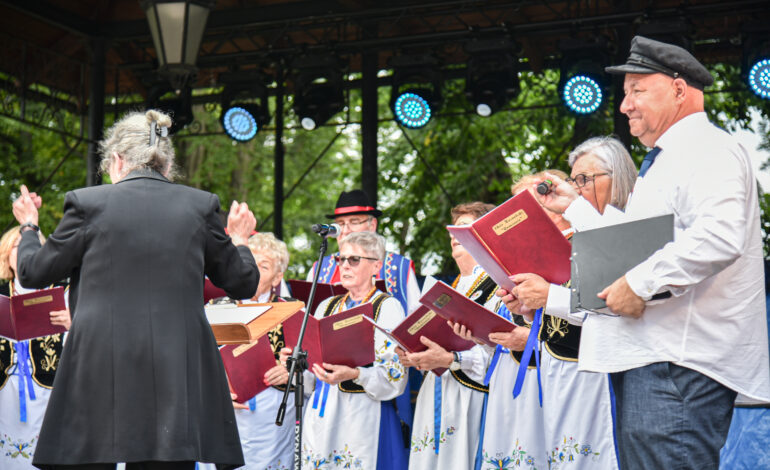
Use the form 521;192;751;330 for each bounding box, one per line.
17;191;86;289
203;193;259;300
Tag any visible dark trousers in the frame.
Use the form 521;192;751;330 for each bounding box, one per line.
42;462;195;470
610;362;736;470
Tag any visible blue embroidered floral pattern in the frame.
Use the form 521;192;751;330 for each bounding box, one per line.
2;434;36;460
410;426;457;453
482;439;539;469
547;437;600;468
303;444;363;469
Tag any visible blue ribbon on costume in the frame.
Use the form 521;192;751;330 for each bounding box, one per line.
512;308;543;406
483;305;513;386
433;376;442;455
248;396;257;412
311;378;331;417
14;341;36;422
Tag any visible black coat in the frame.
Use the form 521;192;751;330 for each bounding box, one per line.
17;169;258;468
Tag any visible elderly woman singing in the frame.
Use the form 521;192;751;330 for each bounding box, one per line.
12;109;258;470
295;231;407;470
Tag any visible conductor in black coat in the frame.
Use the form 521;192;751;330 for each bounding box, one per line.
12;110;259;470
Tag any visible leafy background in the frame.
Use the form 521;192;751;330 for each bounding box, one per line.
1;63;768;279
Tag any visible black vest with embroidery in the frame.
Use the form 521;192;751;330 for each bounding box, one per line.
538;280;581;361
0;282;66;389
322;292;390;393
449;275;499;393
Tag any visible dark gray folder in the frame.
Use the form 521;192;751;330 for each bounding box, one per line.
570;214;674;312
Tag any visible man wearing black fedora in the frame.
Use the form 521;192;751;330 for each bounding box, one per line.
534;36;770;469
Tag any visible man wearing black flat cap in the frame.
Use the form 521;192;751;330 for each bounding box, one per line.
534;36;770;469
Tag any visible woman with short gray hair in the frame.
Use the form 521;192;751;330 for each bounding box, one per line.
297;229;407;469
568;136;637;212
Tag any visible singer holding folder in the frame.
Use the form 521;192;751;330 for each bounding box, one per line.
535;37;770;470
12;110;259;470
0;226;71;470
297;231;407;470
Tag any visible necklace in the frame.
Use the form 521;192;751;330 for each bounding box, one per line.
338;286;378;314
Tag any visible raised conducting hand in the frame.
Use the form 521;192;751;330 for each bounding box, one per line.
489;326;530;352
511;273;550;310
532;171;579;215
227;200;257;246
598;275;646;318
404;336;452;371
12;185;42;226
49;309;72;330
312;362;360;385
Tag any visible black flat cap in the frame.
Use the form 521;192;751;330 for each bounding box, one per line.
606;36;713;90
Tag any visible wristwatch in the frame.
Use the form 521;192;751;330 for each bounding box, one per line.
449;351;462;371
20;222;40;233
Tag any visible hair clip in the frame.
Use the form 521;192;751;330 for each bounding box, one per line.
149;121;169;146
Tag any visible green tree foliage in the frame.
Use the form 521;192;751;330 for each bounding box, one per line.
1;63;768;278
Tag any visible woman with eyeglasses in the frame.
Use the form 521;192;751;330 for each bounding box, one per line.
401;202;501;470
298;230;407;470
498;137;636;469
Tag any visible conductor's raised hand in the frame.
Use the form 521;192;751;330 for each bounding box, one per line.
532;171;579;215
227;200;256;246
12;185;41;226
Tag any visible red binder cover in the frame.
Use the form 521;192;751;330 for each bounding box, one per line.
368;305;475;376
419;281;516;348
204;278;228;303
446;190;571;291
282;303;375;369
0;286;67;341
220;336;277;403
288;279;386;314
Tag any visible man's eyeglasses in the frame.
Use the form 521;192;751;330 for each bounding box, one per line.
334;255;378;267
566;172;610;188
335;217;372;229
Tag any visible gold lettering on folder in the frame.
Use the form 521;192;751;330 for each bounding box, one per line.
433;294;451;309
334;314;363;330
493;210;528;235
233;341;258;358
23;295;53;307
407;310;436;335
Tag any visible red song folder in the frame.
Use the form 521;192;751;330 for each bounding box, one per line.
288;279;386;314
367;305;475;376
282;302;375;369
0;286;67;341
446;190;571;291
220;336;278;403
418;281;516;348
203;278;228;303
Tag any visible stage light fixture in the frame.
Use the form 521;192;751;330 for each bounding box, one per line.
558;38;609;115
219;72;271;142
742;26;770;100
390;55;442;129
465;38;520;117
292;56;345;131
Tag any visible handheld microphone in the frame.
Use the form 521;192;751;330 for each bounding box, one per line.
311;223;341;238
536;179;554;195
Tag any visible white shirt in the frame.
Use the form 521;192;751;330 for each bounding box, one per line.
563;112;770;405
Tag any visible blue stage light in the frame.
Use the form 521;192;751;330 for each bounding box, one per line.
222;106;258;142
748;59;770;99
562;75;603;114
393;92;432;128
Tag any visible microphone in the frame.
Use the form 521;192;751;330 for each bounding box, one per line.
536;179;554;195
311;223;341;238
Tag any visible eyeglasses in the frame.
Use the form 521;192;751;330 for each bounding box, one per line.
566;172;610;188
334;255;378;267
335;217;372;229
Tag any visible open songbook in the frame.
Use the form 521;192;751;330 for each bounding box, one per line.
446;190;571;291
206;301;303;344
0;286;67;341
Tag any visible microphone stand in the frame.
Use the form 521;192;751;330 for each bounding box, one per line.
276;234;330;470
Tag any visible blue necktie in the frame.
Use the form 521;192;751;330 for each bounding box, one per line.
638;146;661;177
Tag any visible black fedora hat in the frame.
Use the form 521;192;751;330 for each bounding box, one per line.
325;189;383;219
